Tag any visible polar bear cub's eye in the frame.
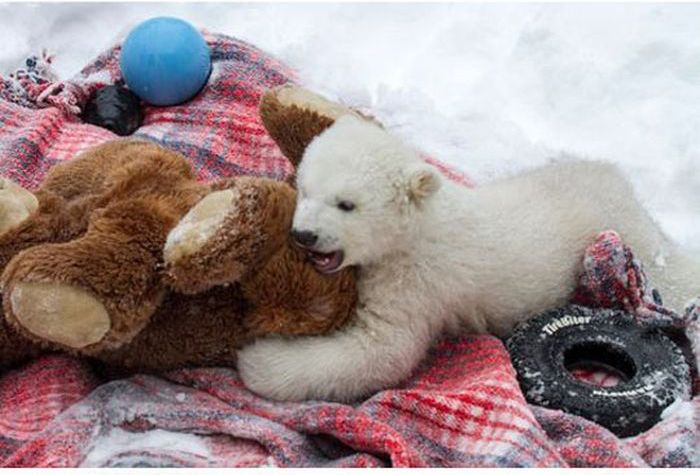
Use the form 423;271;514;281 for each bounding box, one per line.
337;200;356;212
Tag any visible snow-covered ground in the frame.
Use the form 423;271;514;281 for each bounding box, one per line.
1;2;699;249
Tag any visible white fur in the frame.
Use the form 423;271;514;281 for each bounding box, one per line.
238;115;700;402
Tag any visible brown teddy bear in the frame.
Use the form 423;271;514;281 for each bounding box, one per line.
0;85;361;371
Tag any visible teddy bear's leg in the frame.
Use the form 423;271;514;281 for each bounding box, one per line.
1;197;181;352
259;85;378;169
164;177;296;294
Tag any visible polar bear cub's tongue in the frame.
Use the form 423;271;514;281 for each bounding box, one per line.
308;250;344;274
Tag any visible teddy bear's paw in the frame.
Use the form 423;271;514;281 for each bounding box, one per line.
8;281;110;349
164;178;295;294
164;189;236;265
0;178;38;235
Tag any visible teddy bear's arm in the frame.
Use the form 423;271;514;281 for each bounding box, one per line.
0;140;190;276
0;189;100;273
164;177;297;294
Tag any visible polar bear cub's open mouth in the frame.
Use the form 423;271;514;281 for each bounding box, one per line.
305;249;345;273
292;235;345;273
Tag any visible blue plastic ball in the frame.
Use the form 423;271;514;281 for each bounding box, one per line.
120;17;211;106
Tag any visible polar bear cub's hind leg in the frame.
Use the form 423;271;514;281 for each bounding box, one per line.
518;159;700;312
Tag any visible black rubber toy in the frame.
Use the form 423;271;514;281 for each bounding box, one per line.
506;305;691;437
82;85;143;136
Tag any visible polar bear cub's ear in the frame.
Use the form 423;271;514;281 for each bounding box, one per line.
407;165;441;204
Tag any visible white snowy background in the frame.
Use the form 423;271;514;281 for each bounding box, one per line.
1;2;699;249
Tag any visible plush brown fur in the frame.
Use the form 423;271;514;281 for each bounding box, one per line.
259;85;380;183
0;86;358;371
259;89;336;170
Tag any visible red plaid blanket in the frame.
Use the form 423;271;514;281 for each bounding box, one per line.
0;33;698;468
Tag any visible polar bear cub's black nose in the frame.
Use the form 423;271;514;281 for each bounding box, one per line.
291;229;318;248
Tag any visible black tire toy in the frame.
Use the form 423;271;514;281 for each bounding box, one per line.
506;305;691;437
83;85;143;136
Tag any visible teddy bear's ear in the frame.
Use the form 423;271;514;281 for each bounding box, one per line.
259;85;380;170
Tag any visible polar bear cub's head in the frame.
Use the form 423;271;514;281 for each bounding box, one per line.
292;115;441;273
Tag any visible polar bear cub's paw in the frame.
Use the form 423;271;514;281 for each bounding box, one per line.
237;337;329;402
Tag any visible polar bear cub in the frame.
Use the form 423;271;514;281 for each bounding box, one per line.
238;115;700;402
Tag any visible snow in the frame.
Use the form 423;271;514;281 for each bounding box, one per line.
658;397;699;466
1;4;699;249
81;427;210;467
661;397;695;421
